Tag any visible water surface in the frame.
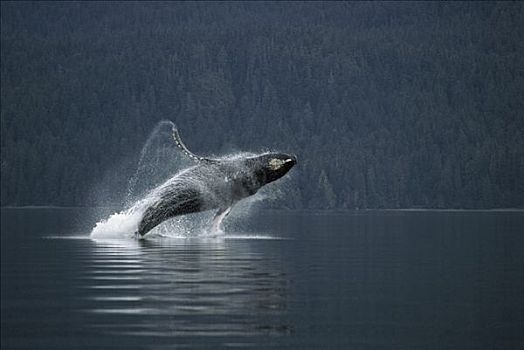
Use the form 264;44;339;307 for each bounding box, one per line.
1;208;523;349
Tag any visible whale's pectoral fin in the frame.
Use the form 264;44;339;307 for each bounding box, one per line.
211;206;232;233
172;127;217;164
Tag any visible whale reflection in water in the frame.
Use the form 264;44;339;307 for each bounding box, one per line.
83;237;292;341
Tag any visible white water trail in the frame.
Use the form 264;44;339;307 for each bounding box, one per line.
124;120;189;207
125;121;171;205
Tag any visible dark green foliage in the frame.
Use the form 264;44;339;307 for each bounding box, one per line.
1;2;523;209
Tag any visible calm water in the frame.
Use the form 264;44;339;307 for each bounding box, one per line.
1;208;523;349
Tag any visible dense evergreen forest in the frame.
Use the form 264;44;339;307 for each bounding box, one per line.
1;2;523;209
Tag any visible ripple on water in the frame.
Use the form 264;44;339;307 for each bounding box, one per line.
68;233;291;342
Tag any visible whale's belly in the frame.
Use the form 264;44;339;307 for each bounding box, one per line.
136;163;259;236
137;185;212;236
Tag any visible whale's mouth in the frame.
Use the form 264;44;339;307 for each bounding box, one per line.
284;156;297;165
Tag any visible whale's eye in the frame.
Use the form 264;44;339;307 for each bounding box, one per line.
269;158;285;170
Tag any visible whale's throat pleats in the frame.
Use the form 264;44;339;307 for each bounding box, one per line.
137;187;207;236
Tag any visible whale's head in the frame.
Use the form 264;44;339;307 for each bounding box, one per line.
246;153;297;186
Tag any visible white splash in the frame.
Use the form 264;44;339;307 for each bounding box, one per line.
90;200;150;239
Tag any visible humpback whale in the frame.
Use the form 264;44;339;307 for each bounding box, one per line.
136;127;296;236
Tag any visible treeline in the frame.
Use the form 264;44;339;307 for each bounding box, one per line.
1;2;523;209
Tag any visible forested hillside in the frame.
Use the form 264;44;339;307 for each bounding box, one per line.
1;2;523;209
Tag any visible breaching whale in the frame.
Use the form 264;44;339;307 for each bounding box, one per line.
136;127;296;236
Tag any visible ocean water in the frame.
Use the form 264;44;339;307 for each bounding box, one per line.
1;208;523;349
